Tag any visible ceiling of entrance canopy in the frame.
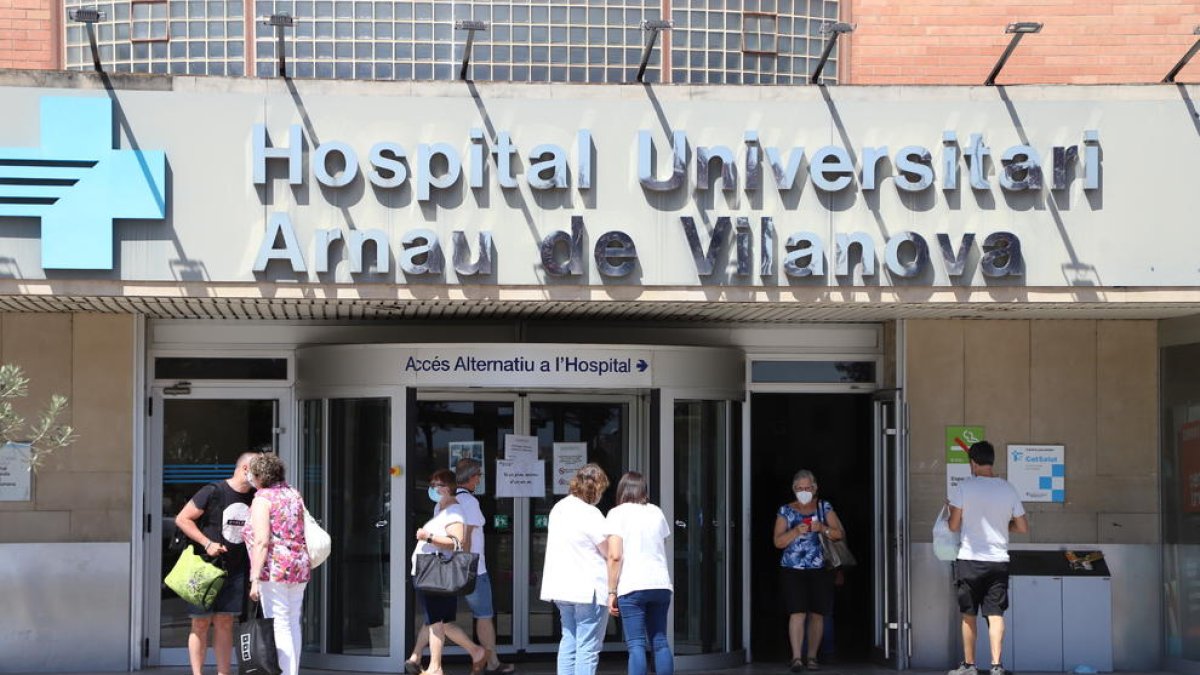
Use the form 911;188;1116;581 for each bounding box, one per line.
0;295;1196;321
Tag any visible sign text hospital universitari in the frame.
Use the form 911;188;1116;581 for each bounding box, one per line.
252;125;1101;282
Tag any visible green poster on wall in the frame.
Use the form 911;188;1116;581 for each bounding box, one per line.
946;425;985;495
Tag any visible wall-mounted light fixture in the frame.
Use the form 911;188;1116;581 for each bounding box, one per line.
456;20;489;81
259;13;295;78
1163;26;1200;83
984;21;1043;86
810;22;854;85
68;7;106;73
636;19;673;83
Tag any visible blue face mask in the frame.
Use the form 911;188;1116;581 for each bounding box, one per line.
428;486;442;503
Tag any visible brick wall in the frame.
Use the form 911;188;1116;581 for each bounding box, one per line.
0;0;58;70
847;0;1200;85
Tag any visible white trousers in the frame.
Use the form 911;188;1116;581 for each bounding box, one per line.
260;581;307;675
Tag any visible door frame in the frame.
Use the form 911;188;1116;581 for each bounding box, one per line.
142;384;294;667
411;388;644;655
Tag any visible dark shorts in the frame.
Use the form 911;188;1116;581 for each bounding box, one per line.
954;559;1010;617
414;583;459;624
187;566;247;618
781;567;834;616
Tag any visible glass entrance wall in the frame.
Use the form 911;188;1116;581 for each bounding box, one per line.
158;398;277;650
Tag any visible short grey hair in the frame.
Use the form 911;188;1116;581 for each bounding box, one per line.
455;458;482;485
791;469;816;487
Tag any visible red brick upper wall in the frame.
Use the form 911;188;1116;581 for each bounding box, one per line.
845;0;1200;85
0;0;57;70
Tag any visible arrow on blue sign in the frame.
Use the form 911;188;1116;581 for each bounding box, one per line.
636;359;648;372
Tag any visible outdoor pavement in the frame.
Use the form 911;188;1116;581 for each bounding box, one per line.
6;665;1177;675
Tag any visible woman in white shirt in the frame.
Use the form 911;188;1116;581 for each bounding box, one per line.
410;469;487;675
604;471;674;675
539;463;611;675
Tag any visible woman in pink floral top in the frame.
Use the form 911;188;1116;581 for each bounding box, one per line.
244;454;310;675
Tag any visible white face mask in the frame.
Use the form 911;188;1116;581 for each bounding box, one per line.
795;490;814;505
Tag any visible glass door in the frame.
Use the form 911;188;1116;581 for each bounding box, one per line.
146;388;290;666
672;400;735;657
409;396;519;649
526;397;632;651
408;392;637;655
300;397;394;668
873;391;909;668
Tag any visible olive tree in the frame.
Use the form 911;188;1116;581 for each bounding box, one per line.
0;364;75;471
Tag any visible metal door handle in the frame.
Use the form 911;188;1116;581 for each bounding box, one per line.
674;520;687;529
375;520;388;528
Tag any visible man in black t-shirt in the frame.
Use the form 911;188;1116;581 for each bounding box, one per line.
174;452;257;675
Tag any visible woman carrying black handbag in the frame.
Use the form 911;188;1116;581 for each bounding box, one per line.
409;469;488;675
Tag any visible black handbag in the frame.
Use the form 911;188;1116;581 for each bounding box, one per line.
236;601;281;675
413;535;480;596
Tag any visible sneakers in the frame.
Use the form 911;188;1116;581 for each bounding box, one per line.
990;665;1010;675
948;663;978;675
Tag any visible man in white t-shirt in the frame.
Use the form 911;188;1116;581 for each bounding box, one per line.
406;460;515;675
947;441;1028;675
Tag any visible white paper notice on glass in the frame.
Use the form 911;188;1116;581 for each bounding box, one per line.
0;442;32;502
552;442;588;495
495;459;545;498
449;441;486;495
504;434;538;463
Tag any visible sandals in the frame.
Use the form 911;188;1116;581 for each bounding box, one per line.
484;665;516;675
806;657;822;671
790;658;806;673
470;652;488;675
403;660;422;675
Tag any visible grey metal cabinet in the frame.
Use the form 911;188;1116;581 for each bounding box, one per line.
971;551;1113;673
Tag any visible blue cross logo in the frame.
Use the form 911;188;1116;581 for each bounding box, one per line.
0;97;166;270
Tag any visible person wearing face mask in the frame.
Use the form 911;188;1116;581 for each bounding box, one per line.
540;463;611;675
410;469;488;675
173;450;258;675
772;469;845;673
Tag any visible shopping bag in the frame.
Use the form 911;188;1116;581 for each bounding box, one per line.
304;507;332;569
820;532;857;569
932;505;962;562
237;601;281;675
164;546;226;609
413;536;479;596
817;501;857;568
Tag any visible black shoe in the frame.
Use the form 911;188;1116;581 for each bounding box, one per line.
948;663;978;675
403;660;422;675
790;658;806;673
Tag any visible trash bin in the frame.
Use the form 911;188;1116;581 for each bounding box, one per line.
973;550;1112;673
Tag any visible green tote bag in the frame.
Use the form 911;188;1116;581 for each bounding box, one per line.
165;546;227;609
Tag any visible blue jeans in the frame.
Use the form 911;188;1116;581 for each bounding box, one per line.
555;599;609;675
617;589;674;675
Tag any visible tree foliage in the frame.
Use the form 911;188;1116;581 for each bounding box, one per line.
0;364;76;471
